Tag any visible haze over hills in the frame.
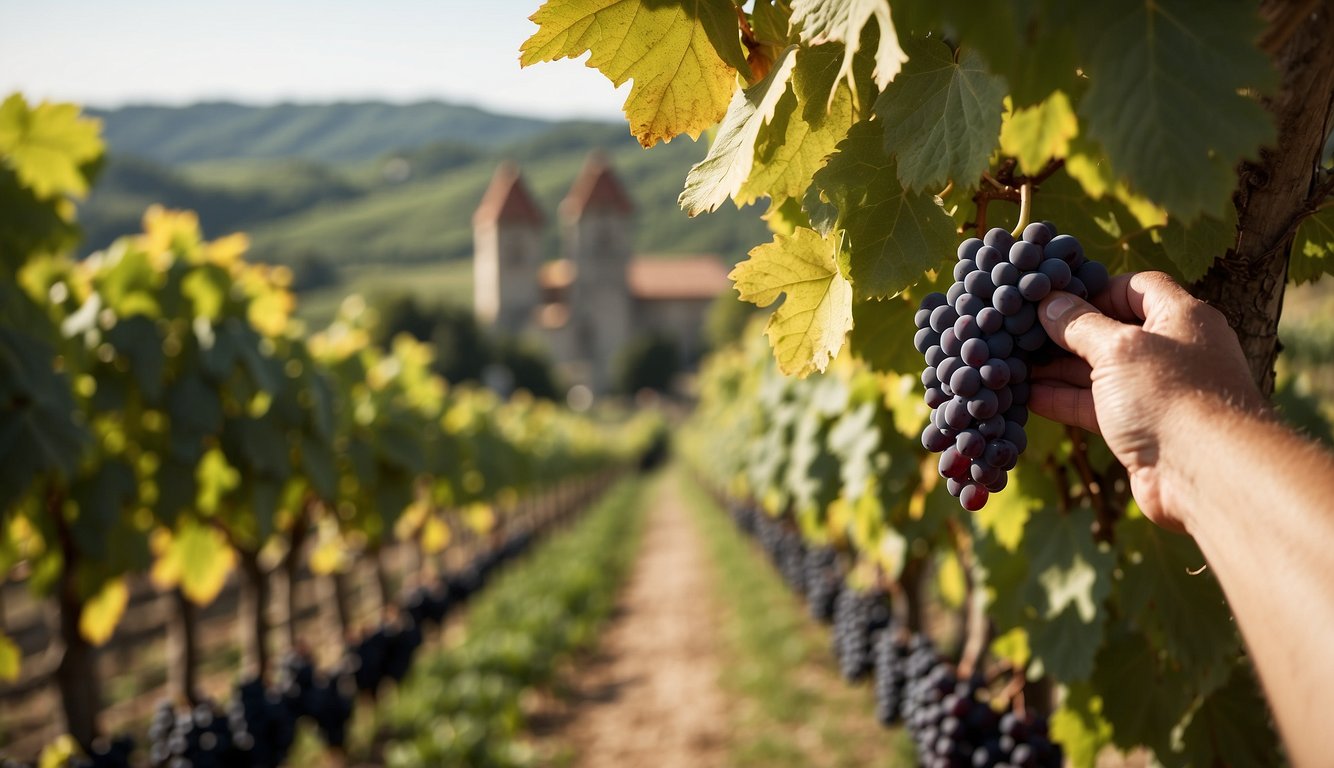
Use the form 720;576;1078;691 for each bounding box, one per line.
78;101;770;282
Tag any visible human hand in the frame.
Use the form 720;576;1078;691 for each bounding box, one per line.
1031;271;1265;532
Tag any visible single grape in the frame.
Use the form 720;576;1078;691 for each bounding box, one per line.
994;385;1014;413
955;293;986;317
991;261;1020;287
1077;261;1109;296
914;308;932;328
922;424;951;452
966;388;998;419
947;281;968;304
925;387;949;408
1064;276;1088;299
1018;271;1052;301
956;429;985;458
941;328;962;356
976;307;1003;334
945;397;972;430
930;304;958;333
957;238;984;262
1006;358;1028;384
986;473;1008;493
1022;221;1053;246
975;245;1004;271
993;285;1023;315
1011;381;1031;406
925;345;946;368
1009;240;1042;271
961;338;989;367
978;414;1005;439
1016;324;1047;351
914;327;939;353
970;461;1002;486
983;227;1014;251
979;358;1011;389
960;484;988;511
1044;234;1083;265
1003;421;1028;452
964;270;995;300
950;366;982;397
1037;258;1071;290
1004;405;1029;426
984;440;1017;469
939;447;970;479
922;367;941;389
946;477;965;497
954;259;977;281
954;315;982;341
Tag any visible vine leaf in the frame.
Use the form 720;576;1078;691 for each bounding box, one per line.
1020;507;1113;682
1289;206;1334;285
1179;664;1283;768
0;632;18;683
1078;0;1276;221
999;91;1078;176
847;295;918;375
873;37;1007;194
681;46;799;216
0;94;103;200
79;578;129;647
1091;629;1192;755
790;0;909;101
730;226;853;376
520;0;746;147
1158;208;1238;283
151;518;236;606
808;120;957;299
737;83;855;207
1049;684;1114;768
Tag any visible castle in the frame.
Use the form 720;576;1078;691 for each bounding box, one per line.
472;154;730;394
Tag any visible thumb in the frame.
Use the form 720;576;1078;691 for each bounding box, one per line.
1038;291;1127;365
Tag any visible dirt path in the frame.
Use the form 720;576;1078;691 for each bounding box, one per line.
534;477;729;768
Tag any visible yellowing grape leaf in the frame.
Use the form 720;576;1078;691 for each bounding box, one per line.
681;46;798;215
999;91;1078;176
730;226;853;376
0;94;103;200
521;0;746;147
420;514;451;554
737;80;855;206
151;519;235;605
0;632;19;683
790;0;908;103
1290;207;1334;285
79;577;128;647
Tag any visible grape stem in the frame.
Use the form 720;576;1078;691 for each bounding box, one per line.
1009;181;1033;239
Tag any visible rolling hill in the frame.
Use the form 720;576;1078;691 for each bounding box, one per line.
78;102;770;274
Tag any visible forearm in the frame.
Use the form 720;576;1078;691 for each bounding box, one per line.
1164;398;1334;767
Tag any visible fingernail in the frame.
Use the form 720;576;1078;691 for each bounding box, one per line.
1044;295;1074;321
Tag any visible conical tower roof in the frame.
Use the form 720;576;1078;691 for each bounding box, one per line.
560;152;635;219
473;162;545;227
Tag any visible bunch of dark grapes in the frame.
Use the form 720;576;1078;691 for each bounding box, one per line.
147;700;244;768
830;588;892;682
802;546;842;624
903;662;1003;768
67;736;134;768
872;629;912;725
226;678;294;767
915;223;1109;510
348;625;390;695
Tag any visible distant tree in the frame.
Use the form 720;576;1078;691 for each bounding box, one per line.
614;334;680;395
289;252;340;291
496;338;560;400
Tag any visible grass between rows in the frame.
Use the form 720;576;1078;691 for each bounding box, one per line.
679;470;916;768
375;474;648;767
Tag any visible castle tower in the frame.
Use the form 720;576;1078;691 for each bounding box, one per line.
560;153;635;394
473;162;544;336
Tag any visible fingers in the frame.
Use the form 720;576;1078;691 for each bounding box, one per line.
1092;271;1195;325
1032;356;1092;388
1029;382;1100;434
1038;291;1129;365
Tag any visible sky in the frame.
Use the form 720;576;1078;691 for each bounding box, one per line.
0;0;629;120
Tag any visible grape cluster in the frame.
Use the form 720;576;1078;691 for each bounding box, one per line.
753;510;807;595
872;629;914;725
147;700;248;768
915;223;1109;510
802;546;842;624
64;736;135;768
831;588;892;682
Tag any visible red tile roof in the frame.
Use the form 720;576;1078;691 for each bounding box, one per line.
473;162;544;227
627;256;730;301
560;152;635;218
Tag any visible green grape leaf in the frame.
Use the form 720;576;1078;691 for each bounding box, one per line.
300;434;338;501
847;295;918;375
972;528;1029;630
69;460;137;561
521;0;745;147
809;120;958;298
1078;1;1276;220
0;326;87;512
166;373;223;462
1020;507;1113;682
1289;206;1334;285
1091;628;1192;755
1022;171;1168;278
0;632;19;683
730;226;853;376
737;84;855;207
790;0;909;100
1116;514;1239;687
681;46;799;216
1049;684;1114;768
0;94;103;200
104;316;166;405
787;401;841;514
999;90;1078;176
1179;663;1281;768
827;400;881;503
1158;208;1236;283
873;37;1006;194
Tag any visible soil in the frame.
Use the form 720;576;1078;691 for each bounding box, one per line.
530;478;730;768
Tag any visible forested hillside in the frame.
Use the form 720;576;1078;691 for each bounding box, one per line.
78;101;769;269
